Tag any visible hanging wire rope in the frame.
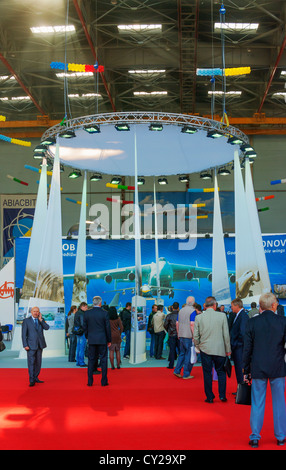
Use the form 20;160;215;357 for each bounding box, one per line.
63;0;73;121
219;3;227;124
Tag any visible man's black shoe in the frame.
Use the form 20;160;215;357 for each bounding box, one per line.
205;399;214;403
249;440;259;448
29;382;35;387
277;439;285;446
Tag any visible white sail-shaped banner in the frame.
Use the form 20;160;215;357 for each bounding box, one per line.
20;158;48;299
212;172;231;304
234;150;264;305
12;159;48;352
34;141;64;304
244;158;271;293
71;171;87;305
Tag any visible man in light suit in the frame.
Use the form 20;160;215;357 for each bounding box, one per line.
193;296;231;403
230;298;249;386
22;306;50;387
83;295;111;387
243;292;286;448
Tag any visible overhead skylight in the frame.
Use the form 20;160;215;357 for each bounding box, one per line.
133;91;168;96
0;96;31;101
68;93;102;99
30;25;75;34
0;75;16;81
273;92;286;98
208;91;242;97
56;72;94;78
129;69;166;75
118;24;162;33
214;22;259;32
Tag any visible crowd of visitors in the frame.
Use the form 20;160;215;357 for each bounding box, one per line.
1;289;285;448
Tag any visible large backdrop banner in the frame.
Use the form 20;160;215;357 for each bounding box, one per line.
15;234;286;313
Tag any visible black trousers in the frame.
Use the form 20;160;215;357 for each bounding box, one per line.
88;344;108;386
200;351;227;401
154;331;166;359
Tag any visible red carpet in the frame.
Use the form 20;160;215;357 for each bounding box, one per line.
0;367;284;451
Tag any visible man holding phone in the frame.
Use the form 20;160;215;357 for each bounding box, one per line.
22;306;50;387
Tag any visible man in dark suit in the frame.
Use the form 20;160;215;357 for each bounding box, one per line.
22;306;50;387
230;298;249;386
243;293;286;448
83;295;111;387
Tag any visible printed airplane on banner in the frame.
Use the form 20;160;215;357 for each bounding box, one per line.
64;257;236;299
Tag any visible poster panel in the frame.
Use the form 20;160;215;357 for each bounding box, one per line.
15;234;286;313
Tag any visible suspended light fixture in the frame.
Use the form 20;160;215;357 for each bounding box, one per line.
137;177;145;185
59;129;76;139
149;122;163;131
41;137;56;146
158;177;168;185
245;149;257;158
179;175;189;183
84;124;100;134
218;167;231;176
115;123;130;131
68;169;82;178
228;136;244;145
207;130;224;139
90;173;102;181
200;171;212;180
181;126;197;134
111;176;122;184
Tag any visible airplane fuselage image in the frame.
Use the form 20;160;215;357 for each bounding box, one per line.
64;257;236;299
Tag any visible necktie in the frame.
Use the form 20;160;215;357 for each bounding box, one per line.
34;318;39;330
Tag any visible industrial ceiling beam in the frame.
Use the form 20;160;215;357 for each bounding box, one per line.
257;34;286;113
0;53;46;116
72;0;116;112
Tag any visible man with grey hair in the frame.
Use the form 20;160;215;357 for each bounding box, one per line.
173;295;196;379
243;292;286;448
83;295;111;387
194;296;231;403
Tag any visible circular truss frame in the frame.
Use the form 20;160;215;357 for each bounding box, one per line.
41;111;249;145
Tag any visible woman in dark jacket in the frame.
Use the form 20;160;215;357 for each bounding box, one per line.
108;307;123;369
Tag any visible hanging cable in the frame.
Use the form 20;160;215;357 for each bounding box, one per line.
219;3;227;124
63;0;72;121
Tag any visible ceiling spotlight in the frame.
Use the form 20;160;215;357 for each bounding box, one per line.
84;124;100;134
59;129;76;139
137;177;145;185
90;173;102;181
115;123;130;131
245;149;257;158
34;144;48;153
218;167;231;176
111;176;122;184
149;122;163;131
158;177;168;185
207;130;224;139
33;151;45;159
181;126;197;134
41;137;56;146
228;136;244;145
68;169;82;179
200;171;212;180
240;144;254;152
179;175;189;183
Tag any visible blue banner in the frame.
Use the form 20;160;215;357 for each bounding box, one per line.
15;234;286;313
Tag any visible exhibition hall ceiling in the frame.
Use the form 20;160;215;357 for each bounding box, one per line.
0;0;286;130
